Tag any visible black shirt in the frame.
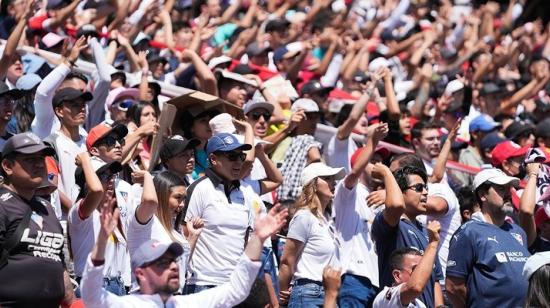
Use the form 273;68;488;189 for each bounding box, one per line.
0;187;65;307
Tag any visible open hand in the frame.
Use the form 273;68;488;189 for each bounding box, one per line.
253;204;289;241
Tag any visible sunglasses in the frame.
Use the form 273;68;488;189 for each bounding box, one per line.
115;99;135;111
98;171;116;183
219;151;246;162
142;256;181;269
249;111;271;121
407;183;428;193
95;136;125;148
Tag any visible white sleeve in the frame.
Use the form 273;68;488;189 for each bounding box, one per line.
127;211;154;257
320;53;343;87
372;285;405;308
31;63;71;139
173;255;261;308
87;37;111;129
287;211;311;243
81;256;127;308
184;186;204;222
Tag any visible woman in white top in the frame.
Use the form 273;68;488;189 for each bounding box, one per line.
128;170;203;291
278;162;345;307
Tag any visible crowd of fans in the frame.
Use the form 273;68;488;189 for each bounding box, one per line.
2;0;550;307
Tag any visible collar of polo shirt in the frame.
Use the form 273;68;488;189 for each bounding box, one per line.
205;168;240;191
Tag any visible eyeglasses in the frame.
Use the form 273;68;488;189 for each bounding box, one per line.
219;151;246;162
143;256;181;269
407;183;428;193
95;136;125;148
249;111;271;121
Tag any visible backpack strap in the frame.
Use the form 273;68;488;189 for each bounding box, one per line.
0;208;33;269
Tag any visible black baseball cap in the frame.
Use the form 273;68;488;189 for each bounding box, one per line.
301;80;334;96
265;19;290;33
1;132;55;158
0;81;24;100
504;121;535;141
52;88;93;108
76;24;99;39
75;161;122;192
160;135;200;162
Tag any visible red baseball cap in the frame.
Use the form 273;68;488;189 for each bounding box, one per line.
535;207;550;228
86;123;128;151
491;141;529;167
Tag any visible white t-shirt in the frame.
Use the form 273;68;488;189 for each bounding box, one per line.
241;179;272;249
246;158;274;204
423;159;449;185
373;285;427;308
184;175;253;286
332;181;379;286
326;135;358;173
417;182;461;278
127;213;190;289
50;131;87;203
287;209;337;282
68;201;130;285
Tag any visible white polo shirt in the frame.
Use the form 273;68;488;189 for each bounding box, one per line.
332;181;379;287
184;168;254;286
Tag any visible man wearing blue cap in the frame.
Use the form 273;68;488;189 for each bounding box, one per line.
182;132;254;294
456;114;501;186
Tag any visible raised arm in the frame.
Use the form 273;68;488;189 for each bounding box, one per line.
134;171;158;224
46;0;80;29
82;194;124;307
181;50;218;96
344;123;388;189
400;221;441;305
519;162;540;247
255;143;283;194
431;119;460;183
374;163;405;227
336;83;375;141
0;0;34;80
75;152;105;219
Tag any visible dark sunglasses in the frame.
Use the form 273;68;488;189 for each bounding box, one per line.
407;183;428;193
95;136;125;148
220;151;246;162
249;111;271;121
115;99;135;111
142;256;181;269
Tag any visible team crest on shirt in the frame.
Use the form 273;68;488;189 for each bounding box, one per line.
511;233;524;246
385;288;393;300
0;192;12;201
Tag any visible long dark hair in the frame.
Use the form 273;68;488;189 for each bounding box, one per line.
13;90;37;133
525;264;550;308
153;171;186;241
127;101;158;126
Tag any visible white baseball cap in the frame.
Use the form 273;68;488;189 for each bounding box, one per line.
302;162;345;186
444;79;464;96
472;168;520;190
291;98;319;113
523;251;550;280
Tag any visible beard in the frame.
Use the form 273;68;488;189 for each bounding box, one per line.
154;279;180;296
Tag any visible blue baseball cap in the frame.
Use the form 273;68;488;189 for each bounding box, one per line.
480;132;506;151
206;133;252;155
16;73;42;90
273;46;300;63
469;114;500;133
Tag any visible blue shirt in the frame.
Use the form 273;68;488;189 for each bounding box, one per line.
372;213;443;308
446;220;530;308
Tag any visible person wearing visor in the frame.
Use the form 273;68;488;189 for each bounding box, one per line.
182;133;254;294
105;87;139;123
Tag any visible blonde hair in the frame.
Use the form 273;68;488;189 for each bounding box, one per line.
294;179;325;219
153;171;186;242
